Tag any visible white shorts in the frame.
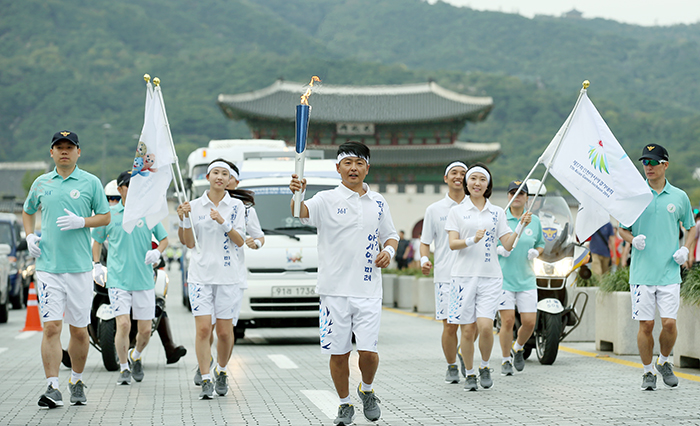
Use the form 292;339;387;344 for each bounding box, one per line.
435;282;451;321
36;271;92;327
189;283;243;324
630;284;680;321
497;289;538;313
108;288;155;320
319;296;381;355
447;276;502;325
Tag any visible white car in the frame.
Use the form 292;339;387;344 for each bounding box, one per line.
0;244;11;323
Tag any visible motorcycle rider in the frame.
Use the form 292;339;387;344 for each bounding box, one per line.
92;171;169;385
496;180;544;376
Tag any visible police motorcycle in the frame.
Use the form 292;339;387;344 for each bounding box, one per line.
498;180;590;365
62;248;170;371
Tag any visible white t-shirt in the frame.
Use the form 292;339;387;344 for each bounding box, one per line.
302;182;399;299
187;191;246;285
234;205;264;289
420;193;466;283
444;197;511;278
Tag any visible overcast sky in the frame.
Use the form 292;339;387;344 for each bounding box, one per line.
430;0;700;26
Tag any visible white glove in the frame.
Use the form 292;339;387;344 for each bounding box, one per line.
56;209;85;231
632;235;646;251
673;246;689;265
93;262;106;286
527;249;540;260
497;246;510;257
26;233;41;258
145;249;162;265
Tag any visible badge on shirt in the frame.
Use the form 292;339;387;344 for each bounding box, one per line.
525;228;533;236
136;219;144;228
70;189;81;199
667;203;676;213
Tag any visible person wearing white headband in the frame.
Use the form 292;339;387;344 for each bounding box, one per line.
444;163;531;391
419;161;469;385
495;180;544;377
177;157;246;400
289;141;398;425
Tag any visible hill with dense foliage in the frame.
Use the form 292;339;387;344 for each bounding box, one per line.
1;0;699;202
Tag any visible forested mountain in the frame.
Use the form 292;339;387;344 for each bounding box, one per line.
1;0;699;201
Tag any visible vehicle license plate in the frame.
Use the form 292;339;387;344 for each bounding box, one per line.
271;286;316;297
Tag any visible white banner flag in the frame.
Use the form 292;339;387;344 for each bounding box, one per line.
540;92;652;241
123;84;175;233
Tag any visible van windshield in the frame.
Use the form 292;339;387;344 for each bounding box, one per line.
248;184;335;234
0;223;12;246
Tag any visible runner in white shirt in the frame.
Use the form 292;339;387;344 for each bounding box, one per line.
177;158;246;400
290;141;398;426
445;163;531;391
420;161;468;384
189;165;267;386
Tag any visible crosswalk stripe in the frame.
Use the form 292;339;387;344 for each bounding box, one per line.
15;331;39;340
301;390;337;420
267;354;298;369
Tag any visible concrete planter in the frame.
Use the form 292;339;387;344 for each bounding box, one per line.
396;276;417;310
563;286;597;342
416;277;435;314
382;274;396;307
674;301;700;368
595;290;662;355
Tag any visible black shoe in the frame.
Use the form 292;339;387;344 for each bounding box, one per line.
166;346;187;364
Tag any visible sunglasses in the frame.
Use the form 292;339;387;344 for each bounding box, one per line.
107;196;121;202
642;159;666;166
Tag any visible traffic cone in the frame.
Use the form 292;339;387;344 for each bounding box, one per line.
22;281;43;332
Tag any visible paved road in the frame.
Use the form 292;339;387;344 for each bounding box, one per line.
1;266;699;426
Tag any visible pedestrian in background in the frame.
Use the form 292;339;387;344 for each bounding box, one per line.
446;163;531;391
619;144;696;391
496;180;544;376
23;131;111;408
178;158;246;400
419;161;468;384
396;231;410;270
92;171;169;386
590;221;616;275
290;141;398;426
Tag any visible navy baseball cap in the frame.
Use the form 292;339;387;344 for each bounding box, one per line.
507;180;529;194
639;144;669;162
117;170;131;187
51;130;79;148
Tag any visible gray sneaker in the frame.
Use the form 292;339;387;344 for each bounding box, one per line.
215;369;228;396
128;348;144;382
464;374;478;391
117;369;131;385
478;367;494;389
512;347;525;372
641;372;657;391
68;380;87;405
194;357;215;386
199;379;214;400
333;404;355;426
445;365;460;383
38;385;63;408
656;361;679;388
357;386;381;422
457;346;466;378
501;361;514;376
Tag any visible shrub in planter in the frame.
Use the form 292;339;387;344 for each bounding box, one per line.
599;267;630;293
680;266;700;305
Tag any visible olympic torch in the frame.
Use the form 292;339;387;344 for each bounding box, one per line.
293;76;320;217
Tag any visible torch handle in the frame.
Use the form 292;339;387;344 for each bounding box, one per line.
293;152;305;217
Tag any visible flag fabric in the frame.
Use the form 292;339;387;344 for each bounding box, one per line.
122;84;175;233
539;92;652;241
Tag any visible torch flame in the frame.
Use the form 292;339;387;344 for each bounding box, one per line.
300;76;321;106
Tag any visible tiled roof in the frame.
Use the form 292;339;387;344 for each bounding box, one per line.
218;80;493;124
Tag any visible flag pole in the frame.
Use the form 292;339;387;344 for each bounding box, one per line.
151;76;200;252
508;80;590;248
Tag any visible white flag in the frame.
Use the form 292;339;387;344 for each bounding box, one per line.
539;92;652;241
122;84;175;233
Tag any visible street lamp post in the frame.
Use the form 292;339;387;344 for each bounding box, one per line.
101;123;111;184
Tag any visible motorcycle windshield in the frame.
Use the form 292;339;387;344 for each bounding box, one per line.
530;196;574;262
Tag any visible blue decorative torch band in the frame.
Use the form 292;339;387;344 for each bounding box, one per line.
293;104;310;217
